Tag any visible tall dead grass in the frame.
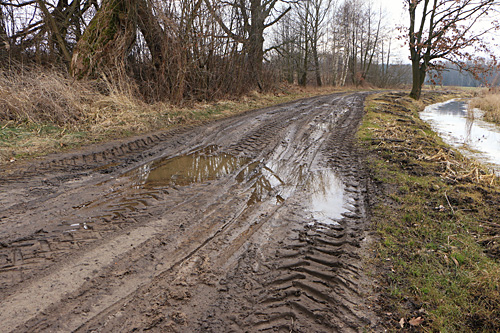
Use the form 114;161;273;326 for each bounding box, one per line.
0;66;94;127
0;66;349;164
0;66;177;163
0;66;171;133
469;90;500;125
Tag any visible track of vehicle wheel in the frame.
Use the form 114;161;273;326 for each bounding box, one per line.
0;92;379;332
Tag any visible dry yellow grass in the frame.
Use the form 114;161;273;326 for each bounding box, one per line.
0;67;93;127
469;91;500;124
0;66;356;164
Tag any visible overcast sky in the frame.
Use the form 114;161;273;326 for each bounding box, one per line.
374;0;500;63
374;0;409;63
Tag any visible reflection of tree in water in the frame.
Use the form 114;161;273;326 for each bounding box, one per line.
127;148;249;188
436;101;468;117
307;170;346;223
242;160;344;212
247;173;274;205
306;170;335;197
131;164;152;188
465;103;475;144
242;161;307;205
128;147;346;210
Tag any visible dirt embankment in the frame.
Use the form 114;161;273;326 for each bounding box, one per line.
0;92;382;332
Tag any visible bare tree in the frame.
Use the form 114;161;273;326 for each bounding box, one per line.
0;0;100;64
309;0;333;86
204;0;290;89
71;0;139;78
330;2;351;86
288;0;333;87
405;0;499;100
272;13;299;83
357;2;381;85
294;0;311;86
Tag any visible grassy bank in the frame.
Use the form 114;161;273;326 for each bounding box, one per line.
469;90;500;125
0;67;348;164
359;91;500;331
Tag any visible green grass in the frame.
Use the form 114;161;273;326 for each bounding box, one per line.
360;91;500;331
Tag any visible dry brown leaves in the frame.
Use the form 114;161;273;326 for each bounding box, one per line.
421;149;497;185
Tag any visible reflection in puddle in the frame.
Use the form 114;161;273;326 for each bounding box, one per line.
420;99;500;174
127;146;251;188
106;144;348;228
236;160;348;224
236;160;307;206
308;170;348;225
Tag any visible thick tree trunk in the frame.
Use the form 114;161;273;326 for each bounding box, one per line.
247;34;264;89
71;0;137;78
313;46;322;86
136;0;168;70
409;59;426;100
247;1;265;90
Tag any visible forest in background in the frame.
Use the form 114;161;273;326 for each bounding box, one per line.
428;63;500;88
0;0;413;105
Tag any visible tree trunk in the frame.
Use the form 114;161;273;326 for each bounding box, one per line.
247;33;264;89
37;0;72;63
71;0;137;78
247;0;265;90
313;43;322;86
0;6;7;60
299;38;308;86
409;59;426;100
136;0;168;70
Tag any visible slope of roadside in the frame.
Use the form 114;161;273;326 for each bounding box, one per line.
360;91;500;331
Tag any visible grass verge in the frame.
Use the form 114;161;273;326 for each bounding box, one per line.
359;91;500;331
0;66;351;164
469;90;500;125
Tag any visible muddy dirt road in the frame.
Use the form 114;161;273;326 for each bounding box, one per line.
0;92;379;332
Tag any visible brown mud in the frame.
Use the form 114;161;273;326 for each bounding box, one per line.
0;92;380;332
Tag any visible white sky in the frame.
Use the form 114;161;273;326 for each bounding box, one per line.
373;0;500;63
374;0;409;63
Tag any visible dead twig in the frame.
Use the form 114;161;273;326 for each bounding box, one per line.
480;220;500;228
444;192;455;215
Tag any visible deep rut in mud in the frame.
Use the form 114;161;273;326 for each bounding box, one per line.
0;92;378;332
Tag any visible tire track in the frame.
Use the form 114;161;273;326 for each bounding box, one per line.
0;92;378;332
193;93;375;332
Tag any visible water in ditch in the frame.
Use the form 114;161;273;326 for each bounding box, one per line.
420;99;500;174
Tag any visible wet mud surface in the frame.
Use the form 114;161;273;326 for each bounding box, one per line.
0;92;379;332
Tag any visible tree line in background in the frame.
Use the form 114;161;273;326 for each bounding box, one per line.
271;0;412;88
428;62;500;88
0;0;497;103
0;0;413;104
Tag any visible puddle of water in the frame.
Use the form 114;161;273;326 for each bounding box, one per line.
420;100;500;174
126;146;251;188
73;141;349;236
307;169;348;225
236;160;307;206
236;159;348;224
